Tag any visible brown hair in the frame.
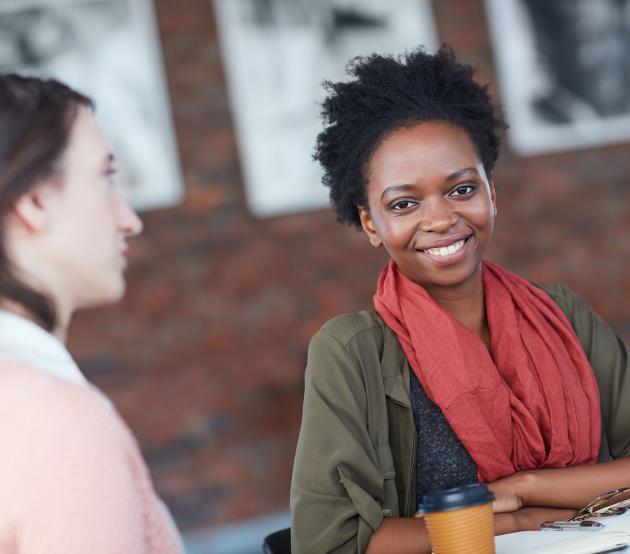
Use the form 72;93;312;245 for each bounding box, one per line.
0;74;93;331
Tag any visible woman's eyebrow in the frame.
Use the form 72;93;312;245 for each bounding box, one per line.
446;167;479;180
380;168;480;199
380;183;415;200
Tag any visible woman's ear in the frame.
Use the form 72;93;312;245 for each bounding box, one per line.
358;206;382;248
12;184;55;234
489;179;497;216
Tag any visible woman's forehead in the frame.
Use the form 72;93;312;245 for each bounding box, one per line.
367;122;483;183
61;107;110;165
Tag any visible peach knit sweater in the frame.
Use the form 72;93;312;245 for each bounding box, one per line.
0;312;183;553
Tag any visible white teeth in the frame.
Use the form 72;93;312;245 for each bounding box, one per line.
425;239;466;257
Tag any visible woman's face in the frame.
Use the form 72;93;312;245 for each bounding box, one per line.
359;121;496;295
41;106;142;311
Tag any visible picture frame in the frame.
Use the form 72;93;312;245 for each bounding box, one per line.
485;0;630;155
213;0;438;216
0;0;183;211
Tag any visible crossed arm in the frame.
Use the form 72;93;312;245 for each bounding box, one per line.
366;457;630;554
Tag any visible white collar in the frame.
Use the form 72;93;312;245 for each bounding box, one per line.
0;310;87;386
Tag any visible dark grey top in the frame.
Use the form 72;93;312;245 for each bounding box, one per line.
409;370;478;510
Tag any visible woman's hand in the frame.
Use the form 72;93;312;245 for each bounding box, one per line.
495;507;575;535
489;459;630;514
487;471;534;513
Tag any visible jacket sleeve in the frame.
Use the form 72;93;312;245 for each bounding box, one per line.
547;284;630;459
291;329;389;554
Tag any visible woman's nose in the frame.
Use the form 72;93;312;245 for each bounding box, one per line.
418;197;457;233
116;191;143;237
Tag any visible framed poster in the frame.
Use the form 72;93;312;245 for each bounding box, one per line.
213;0;438;217
485;0;630;155
0;0;183;211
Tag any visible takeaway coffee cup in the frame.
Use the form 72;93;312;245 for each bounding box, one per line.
418;483;496;554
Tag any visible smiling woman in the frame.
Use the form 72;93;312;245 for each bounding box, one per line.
290;47;630;554
0;74;182;553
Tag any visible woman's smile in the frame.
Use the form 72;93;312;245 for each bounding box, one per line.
416;234;475;266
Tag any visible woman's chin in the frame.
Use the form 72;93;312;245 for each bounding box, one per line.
405;257;483;291
106;278;127;304
74;279;127;311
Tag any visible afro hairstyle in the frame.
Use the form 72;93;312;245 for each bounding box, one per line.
314;45;507;228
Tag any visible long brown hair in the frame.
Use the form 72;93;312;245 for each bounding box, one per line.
0;74;93;331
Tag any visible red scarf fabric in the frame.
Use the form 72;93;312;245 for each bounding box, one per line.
374;259;601;482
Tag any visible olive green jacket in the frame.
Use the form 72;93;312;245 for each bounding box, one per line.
290;285;630;553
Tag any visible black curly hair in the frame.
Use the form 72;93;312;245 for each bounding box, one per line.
314;45;507;228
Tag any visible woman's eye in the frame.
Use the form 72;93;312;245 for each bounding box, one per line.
104;168;118;185
450;184;474;197
392;199;417;211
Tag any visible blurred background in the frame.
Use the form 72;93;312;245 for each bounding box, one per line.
2;0;630;552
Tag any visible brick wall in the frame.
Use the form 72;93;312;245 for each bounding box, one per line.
68;0;630;532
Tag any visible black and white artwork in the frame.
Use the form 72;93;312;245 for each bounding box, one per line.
0;0;183;211
213;0;437;217
485;0;630;155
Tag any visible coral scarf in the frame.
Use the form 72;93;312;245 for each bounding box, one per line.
374;260;601;482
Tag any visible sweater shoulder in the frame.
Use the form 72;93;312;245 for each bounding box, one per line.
0;361;129;448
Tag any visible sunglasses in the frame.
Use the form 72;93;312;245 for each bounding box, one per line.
569;487;630;521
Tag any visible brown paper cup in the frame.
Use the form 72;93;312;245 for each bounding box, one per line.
424;502;494;554
419;483;495;554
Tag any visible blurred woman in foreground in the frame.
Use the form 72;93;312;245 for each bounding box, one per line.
0;74;182;553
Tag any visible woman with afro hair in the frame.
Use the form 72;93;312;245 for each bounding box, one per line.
290;46;630;553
